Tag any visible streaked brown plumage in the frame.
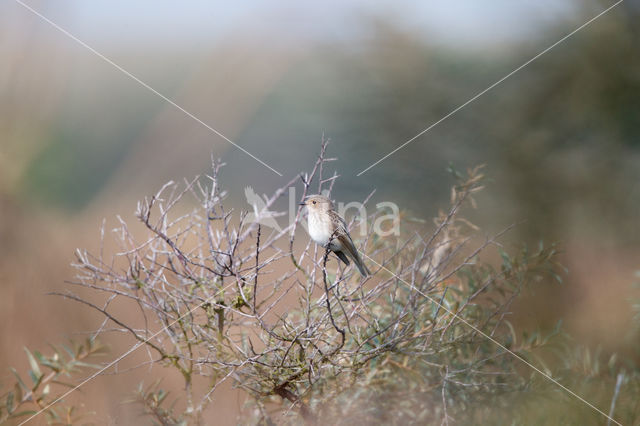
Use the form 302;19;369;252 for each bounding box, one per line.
300;195;371;277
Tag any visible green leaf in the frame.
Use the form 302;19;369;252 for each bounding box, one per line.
6;392;14;414
61;344;75;359
27;370;44;389
504;321;517;348
34;351;47;364
8;410;38;418
45;406;61;421
71;361;101;369
498;249;512;270
24;348;42;382
37;358;61;372
51;380;78;389
10;368;29;392
12;383;23;405
156;389;168;404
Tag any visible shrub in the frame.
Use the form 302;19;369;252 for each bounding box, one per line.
5;140;638;425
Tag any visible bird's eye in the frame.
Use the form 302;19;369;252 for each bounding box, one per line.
312;201;316;205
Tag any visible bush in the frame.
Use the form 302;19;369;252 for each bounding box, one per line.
3;140;638;425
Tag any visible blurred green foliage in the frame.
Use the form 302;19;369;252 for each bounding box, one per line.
234;9;640;244
20;88;162;209
10;4;639;249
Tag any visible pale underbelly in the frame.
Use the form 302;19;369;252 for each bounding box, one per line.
308;216;334;247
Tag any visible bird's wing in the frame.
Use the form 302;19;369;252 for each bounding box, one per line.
329;210;349;233
329;211;357;253
329;210;370;276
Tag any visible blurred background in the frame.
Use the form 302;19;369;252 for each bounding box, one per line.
1;0;639;423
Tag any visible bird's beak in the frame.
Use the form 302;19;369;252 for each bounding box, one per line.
299;202;306;206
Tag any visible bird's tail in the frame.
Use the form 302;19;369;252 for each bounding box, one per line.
338;233;371;278
352;252;371;277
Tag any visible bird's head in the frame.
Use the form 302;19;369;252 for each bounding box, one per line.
300;194;333;213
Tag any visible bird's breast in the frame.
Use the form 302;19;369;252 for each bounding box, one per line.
308;213;332;247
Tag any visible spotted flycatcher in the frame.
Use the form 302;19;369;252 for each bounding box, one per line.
300;195;371;277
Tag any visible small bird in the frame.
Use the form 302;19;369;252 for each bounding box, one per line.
300;195;371;277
